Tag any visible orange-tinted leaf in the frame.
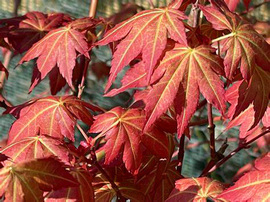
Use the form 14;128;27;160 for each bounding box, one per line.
97;6;187;92
200;5;270;80
0;12;71;53
7;96;94;143
89;107;169;174
0;135;70;165
45;168;94;202
218;154;270;201
19;18;100;87
0;158;78;201
144;44;225;137
166;177;223;202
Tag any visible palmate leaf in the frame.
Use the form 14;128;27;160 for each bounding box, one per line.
136;160;181;201
218;153;270;201
97;4;187;92
89;107;169;174
7;96;95;144
144;44;225;137
0;12;71;53
93;167;145;202
45;168;94;202
226;65;270;129
166;177;223;202
0;158;78;202
200;5;270;80
0;135;70;165
19;18;101;87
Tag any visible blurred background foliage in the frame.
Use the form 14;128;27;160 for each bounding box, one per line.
0;0;269;180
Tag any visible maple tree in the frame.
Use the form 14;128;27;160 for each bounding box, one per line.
0;0;269;201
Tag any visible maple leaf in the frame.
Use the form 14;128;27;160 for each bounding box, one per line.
224;0;251;11
0;158;78;201
144;44;225;137
166;177;223;201
45;168;94;202
97;5;187;92
200;5;270;80
89;107;169;174
93;166;145;201
218;154;270;201
18;18;100;88
137;160;181;201
0;12;71;53
0;135;70;165
226;66;270;129
7;96;95;143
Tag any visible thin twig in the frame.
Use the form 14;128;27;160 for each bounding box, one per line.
148;0;155;8
76;123;89;142
0;51;12;90
177;135;185;173
200;129;270;176
207;103;216;159
77;57;90;99
89;0;98;18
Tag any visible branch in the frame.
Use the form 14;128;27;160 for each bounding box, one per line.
89;0;98;18
148;0;155;8
0;51;12;90
77;57;90;99
177;135;185;173
76;123;89;142
201;129;270;176
207;103;216;159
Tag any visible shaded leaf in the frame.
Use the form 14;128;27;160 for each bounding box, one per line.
0;158;78;201
0;12;71;53
0;61;8;78
45;168;94;202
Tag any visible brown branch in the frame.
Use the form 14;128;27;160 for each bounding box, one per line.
200;129;270;176
89;0;98;18
207;103;216;159
177;135;185;173
189;116;222;127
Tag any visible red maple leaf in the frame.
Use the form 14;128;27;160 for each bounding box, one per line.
19;18;101;88
89;107;169;174
0;135;70;165
97;5;187;92
6;96;95;143
0;158;78;201
200;5;270;80
218;153;270;201
0;12;71;53
226;66;270;129
144;44;225;137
